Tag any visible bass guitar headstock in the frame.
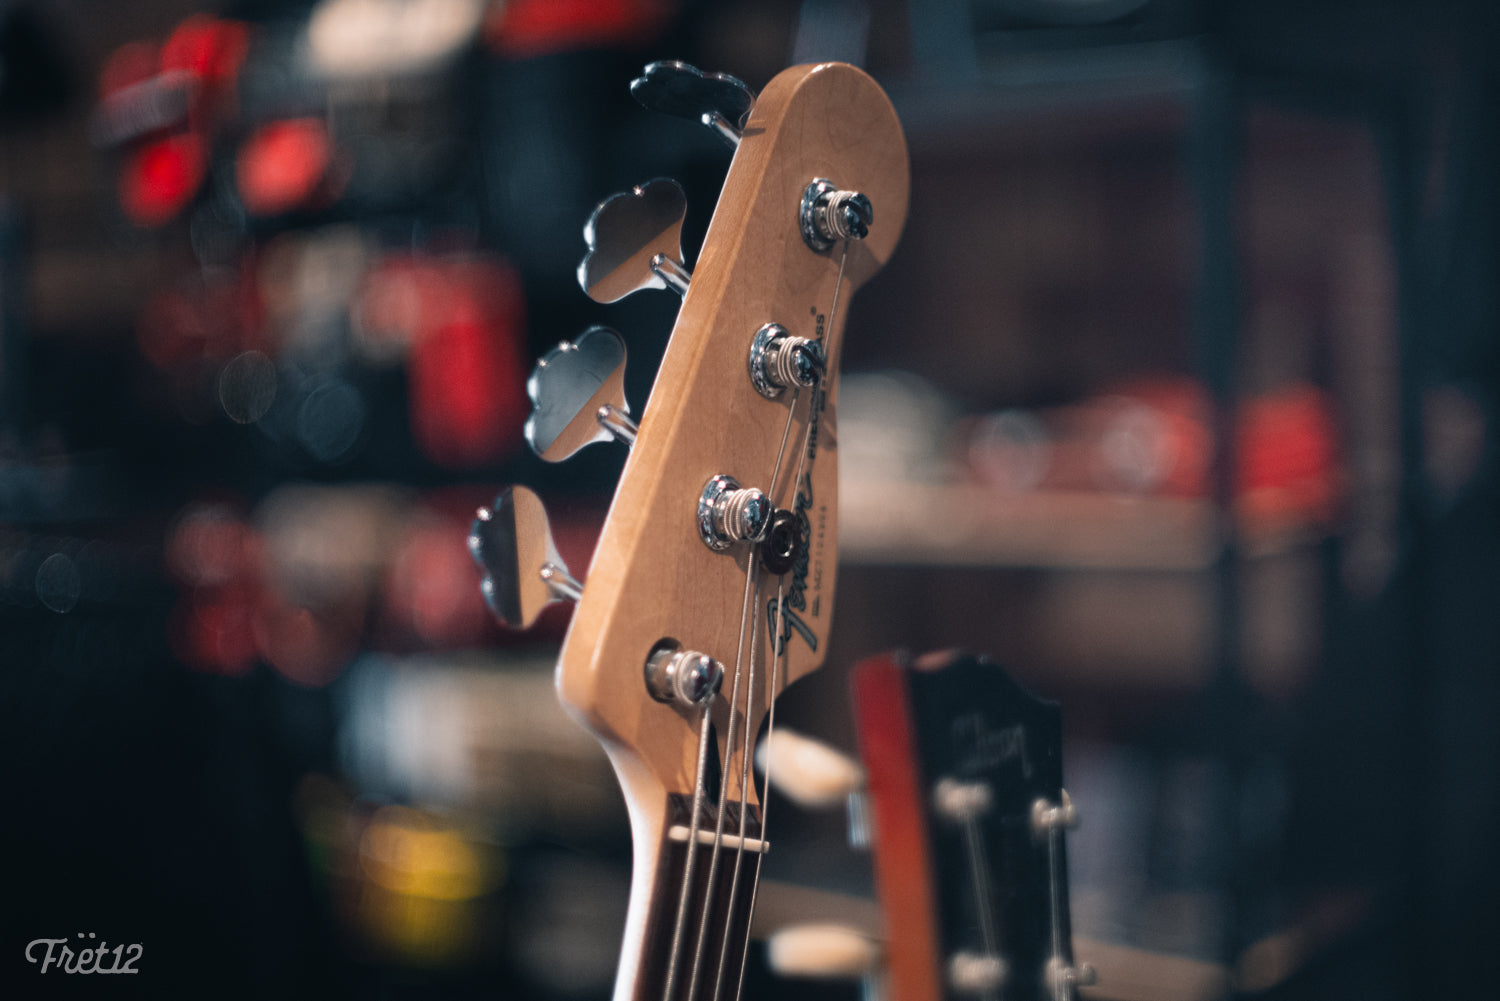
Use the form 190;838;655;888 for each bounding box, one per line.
470;60;909;1001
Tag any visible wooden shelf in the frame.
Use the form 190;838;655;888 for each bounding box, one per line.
752;881;1229;1001
840;482;1323;571
841;482;1215;571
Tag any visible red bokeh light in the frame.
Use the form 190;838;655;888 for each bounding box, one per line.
358;256;528;468
120;134;206;227
160;15;249;89
484;0;671;58
236;118;336;217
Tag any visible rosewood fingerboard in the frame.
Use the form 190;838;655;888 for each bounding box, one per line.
636;795;763;1001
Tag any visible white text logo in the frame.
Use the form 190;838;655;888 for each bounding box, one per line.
24;934;142;974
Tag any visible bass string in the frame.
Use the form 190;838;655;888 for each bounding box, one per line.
720;239;854;999
707;585;764;1001
665;389;797;1001
1045;824;1067;977
693;382;804;1001
661;701;721;1001
767;245;849;504
681;546;760;1001
671;238;853;1001
961;811;1001;1001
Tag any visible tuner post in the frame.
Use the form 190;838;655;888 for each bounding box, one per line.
645;643;724;708
933;777;993;822
801;179;873;253
698;475;771;552
748;323;825;400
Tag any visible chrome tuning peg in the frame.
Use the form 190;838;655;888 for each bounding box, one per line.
757;729;871;848
766;924;882;983
629;60;755;149
525;326;637;462
468;486;582;630
578;178;691;304
801;179;874;253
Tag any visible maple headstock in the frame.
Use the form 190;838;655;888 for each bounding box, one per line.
556;61;907;797
470;60;908;1001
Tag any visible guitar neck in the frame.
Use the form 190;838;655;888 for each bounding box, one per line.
618;789;764;1001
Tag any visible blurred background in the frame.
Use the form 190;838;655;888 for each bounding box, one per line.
2;0;1496;998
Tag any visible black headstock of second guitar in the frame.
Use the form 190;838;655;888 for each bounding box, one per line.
852;650;1093;1001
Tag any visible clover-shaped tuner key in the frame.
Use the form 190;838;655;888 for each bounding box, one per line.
468;486;582;630
525;326;637;462
578;178;692;304
629;61;756;149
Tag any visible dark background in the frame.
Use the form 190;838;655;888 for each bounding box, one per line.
2;1;1497;998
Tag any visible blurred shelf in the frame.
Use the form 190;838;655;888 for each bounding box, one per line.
1076;937;1227;1001
841;482;1326;572
842;483;1212;571
751;882;1229;1001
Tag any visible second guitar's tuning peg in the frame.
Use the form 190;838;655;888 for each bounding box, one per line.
525;326;637;462
758;728;871;848
766;924;882;982
629;60;755;149
468;486;582;630
578;178;691;303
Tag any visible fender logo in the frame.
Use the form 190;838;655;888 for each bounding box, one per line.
767;473;817;654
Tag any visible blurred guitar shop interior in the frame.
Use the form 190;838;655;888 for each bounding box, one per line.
2;0;1497;998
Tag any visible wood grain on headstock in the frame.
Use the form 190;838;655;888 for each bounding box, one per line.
555;61;907;1001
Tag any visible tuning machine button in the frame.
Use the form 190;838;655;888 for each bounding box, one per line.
800;179;874;253
933;777;993;822
766;923;881;982
949;952;1010;996
1045;955;1098;998
630;60;755;149
758;729;871;849
1030;788;1079;840
525;326;637;462
748;323;825;400
468;486;582;629
578;178;692;303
